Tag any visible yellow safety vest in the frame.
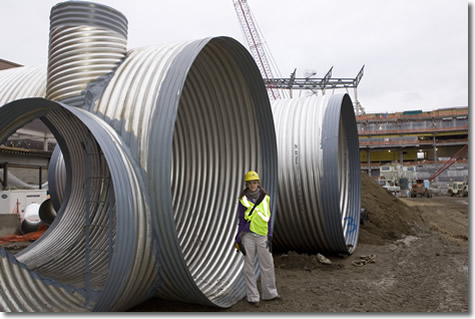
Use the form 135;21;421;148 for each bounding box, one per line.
240;194;271;236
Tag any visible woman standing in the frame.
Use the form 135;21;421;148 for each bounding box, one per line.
235;170;280;306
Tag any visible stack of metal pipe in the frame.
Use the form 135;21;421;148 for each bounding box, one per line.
0;1;277;312
0;0;360;312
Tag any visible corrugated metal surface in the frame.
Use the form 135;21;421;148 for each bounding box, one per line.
0;248;87;312
0;100;91;311
47;145;67;211
0;98;157;311
46;1;128;103
93;36;278;307
0;65;46;104
0;37;277;310
49;1;128;37
0;1;278;312
271;94;361;254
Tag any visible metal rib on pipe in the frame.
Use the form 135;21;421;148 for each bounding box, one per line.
271;94;361;255
153;37;278;307
0;36;277;310
91;36;278;307
46;1;128;103
49;1;128;37
1;0;277;308
0;98;156;311
47;145;67;212
0;65;46;105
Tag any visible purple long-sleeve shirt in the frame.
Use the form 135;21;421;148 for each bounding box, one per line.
235;189;273;243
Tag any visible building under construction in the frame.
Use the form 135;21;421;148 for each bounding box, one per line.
357;107;469;193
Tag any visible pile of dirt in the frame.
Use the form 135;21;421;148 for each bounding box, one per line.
359;172;418;245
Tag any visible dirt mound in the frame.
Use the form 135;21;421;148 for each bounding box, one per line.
359;172;417;245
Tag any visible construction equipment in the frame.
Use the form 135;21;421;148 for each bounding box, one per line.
410;179;432;198
231;0;366;115
0;189;47;215
232;0;283;100
377;163;417;197
447;181;468;197
429;144;468;182
380;179;401;196
268;66;366;115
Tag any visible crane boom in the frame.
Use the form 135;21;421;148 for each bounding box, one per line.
233;0;281;99
429;144;468;182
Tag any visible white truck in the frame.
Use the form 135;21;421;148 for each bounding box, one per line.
447;181;468;197
0;189;47;219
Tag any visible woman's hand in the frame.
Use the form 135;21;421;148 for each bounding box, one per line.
267;236;272;253
235;242;246;255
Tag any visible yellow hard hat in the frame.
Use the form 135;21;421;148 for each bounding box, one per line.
245;171;260;182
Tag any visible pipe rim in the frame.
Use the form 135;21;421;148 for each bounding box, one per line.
322;93;361;254
0;98;154;311
147;36;278;307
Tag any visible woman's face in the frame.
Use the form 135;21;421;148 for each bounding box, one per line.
247;180;259;192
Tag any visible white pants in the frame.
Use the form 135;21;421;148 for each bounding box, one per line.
241;232;279;302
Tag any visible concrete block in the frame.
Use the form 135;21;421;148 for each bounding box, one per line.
0;214;21;236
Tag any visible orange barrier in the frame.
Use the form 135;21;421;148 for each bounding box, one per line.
0;224;48;244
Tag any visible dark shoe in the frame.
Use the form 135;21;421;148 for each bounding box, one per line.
247;301;260;308
266;295;283;302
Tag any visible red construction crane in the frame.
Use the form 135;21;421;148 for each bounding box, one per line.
232;0;282;100
428;144;468;182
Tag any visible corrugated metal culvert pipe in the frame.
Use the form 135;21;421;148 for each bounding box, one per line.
20;203;42;234
271;94;361;255
91;36;278;307
46;1;128;105
0;98;156;312
48;145;66;212
0;0;278;311
38;198;57;226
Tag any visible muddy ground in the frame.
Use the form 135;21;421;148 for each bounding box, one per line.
1;173;469;313
131;173;469;312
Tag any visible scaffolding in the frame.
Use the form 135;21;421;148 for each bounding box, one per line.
266;65;366;115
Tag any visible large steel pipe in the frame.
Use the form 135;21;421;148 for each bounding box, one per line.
46;1;128;104
92;36;278;307
38;198;56;226
0;38;277;312
271;94;361;254
0;0;278;311
0;98;156;311
21;203;42;235
45;0;128;209
47;145;67;211
45;36;278;308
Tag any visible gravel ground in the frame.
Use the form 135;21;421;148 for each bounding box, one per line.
130;177;469;313
1;174;469;313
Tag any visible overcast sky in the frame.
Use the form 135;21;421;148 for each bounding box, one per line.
0;0;469;114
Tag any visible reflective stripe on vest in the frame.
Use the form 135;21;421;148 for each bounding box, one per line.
240;194;271;236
